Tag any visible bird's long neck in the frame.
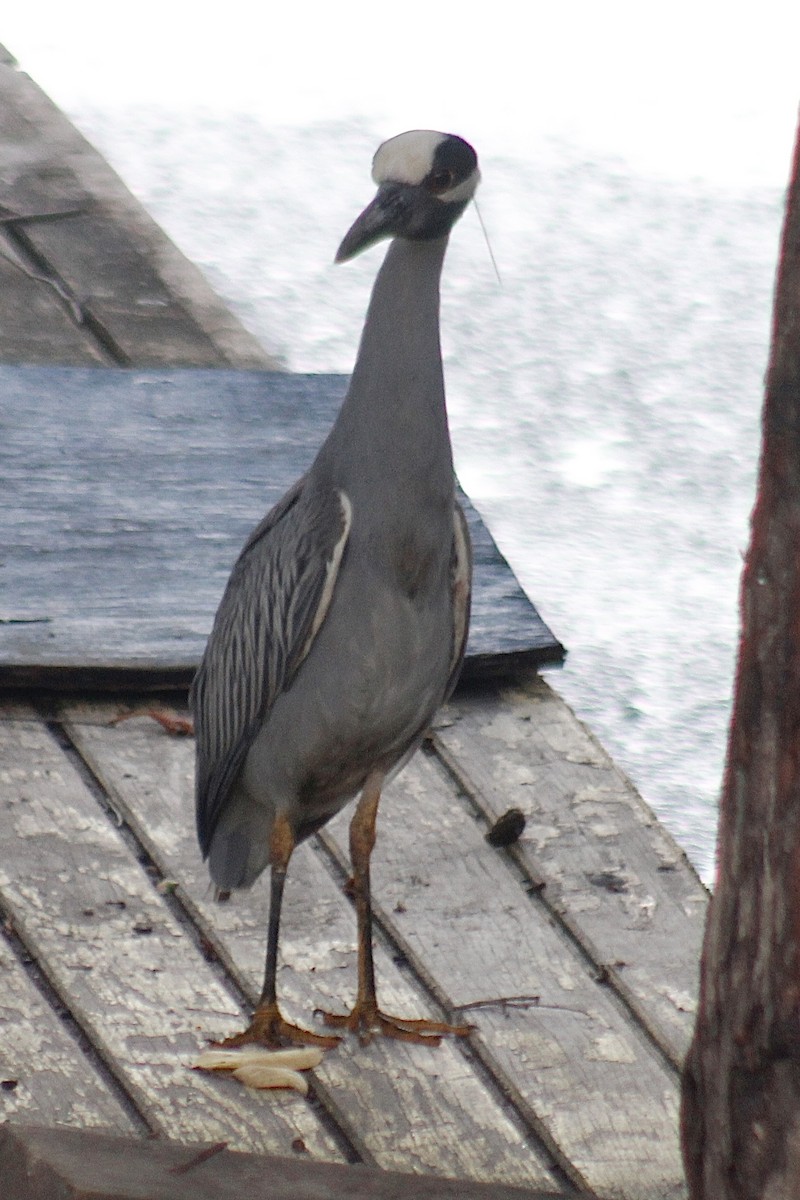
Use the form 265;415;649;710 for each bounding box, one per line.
320;236;453;505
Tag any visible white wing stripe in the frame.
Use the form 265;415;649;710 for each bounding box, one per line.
299;490;352;662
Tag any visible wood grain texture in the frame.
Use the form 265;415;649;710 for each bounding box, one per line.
0;714;345;1161
63;702;562;1192
433;675;706;1068
0;932;138;1134
63;698;686;1199
0;365;563;684
681;112;800;1200
0;56;274;368
322;753;686;1200
0;243;107;365
0;1125;571;1200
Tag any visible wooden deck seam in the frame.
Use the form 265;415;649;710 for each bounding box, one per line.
0;219;127;365
1;716;349;1158
58;703;590;1190
428;731;684;1077
0;882;170;1139
2;712;265;1141
306;832;587;1197
46;713;261;1006
0;898;154;1138
311;817;596;1197
453;1033;598;1199
49;711;382;1170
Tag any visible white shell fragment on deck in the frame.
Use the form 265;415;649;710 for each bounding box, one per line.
192;1046;324;1093
232;1063;309;1093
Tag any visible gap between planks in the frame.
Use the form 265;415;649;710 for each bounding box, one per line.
0;907;145;1136
0;711;351;1164
432;674;705;1074
41;715;372;1170
57;697;686;1199
55;703;571;1194
428;732;684;1076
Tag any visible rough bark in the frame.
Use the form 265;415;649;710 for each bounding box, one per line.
681;113;800;1199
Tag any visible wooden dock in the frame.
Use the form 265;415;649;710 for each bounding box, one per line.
0;48;703;1199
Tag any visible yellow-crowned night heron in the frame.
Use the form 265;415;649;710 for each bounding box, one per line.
191;130;480;1048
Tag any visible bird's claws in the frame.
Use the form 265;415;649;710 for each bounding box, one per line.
215;1003;341;1051
318;1001;473;1046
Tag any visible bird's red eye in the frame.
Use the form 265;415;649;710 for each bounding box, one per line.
429;169;455;193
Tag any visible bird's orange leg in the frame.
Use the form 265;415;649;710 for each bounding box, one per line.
321;772;472;1046
216;812;340;1050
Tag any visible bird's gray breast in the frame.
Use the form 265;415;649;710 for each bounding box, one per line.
241;498;454;825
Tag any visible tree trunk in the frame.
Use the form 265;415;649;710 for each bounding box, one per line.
681;113;800;1198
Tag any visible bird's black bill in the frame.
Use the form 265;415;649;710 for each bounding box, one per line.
335;189;399;263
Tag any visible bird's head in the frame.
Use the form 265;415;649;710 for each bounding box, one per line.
336;130;480;263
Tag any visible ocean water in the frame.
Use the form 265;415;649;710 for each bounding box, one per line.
67;108;785;883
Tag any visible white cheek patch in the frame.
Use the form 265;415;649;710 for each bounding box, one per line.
372;130;445;186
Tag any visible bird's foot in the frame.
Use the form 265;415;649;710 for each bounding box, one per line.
214;1002;341;1050
320;999;472;1046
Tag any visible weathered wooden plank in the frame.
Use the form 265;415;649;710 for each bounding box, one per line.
0;715;345;1161
322;755;686;1200
0;244;107;365
23;214;244;367
0;365;563;684
0;56;274;368
0;1125;571;1200
62;701;564;1192
64;700;685;1199
0;932;138;1134
433;675;706;1067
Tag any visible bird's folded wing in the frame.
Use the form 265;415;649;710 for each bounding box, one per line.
191;479;352;853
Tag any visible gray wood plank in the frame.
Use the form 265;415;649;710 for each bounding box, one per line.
0;57;275;369
0;244;107;365
64;699;686;1199
63;701;563;1193
321;754;687;1200
22;214;242;367
0;932;138;1134
0;713;345;1161
433;675;706;1067
0;365;563;684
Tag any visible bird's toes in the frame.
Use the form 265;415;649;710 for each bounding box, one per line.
319;1002;471;1046
215;1005;341;1050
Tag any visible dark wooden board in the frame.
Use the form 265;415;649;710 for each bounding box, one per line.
0;1126;570;1200
0;366;563;687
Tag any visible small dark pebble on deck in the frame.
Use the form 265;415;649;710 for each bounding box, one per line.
486;808;526;847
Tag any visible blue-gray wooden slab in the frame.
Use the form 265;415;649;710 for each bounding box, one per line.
0;366;563;688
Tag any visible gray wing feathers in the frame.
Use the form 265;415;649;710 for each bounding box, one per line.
191;482;351;855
